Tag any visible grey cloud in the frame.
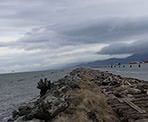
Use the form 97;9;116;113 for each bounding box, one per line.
99;40;148;55
62;18;148;44
7;18;148;52
1;17;148;52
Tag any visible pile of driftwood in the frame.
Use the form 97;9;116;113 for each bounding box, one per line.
97;72;148;122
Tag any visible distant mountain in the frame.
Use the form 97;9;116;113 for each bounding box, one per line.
78;53;148;67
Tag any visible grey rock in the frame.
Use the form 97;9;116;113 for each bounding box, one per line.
18;106;32;116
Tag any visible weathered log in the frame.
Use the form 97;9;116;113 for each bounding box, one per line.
37;78;51;97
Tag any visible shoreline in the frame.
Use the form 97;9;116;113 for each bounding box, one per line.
95;63;148;81
8;68;148;122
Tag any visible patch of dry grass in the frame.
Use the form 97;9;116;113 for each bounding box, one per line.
53;69;120;122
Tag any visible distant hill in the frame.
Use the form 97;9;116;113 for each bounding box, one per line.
78;53;148;67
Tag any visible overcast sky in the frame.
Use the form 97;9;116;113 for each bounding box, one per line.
0;0;148;73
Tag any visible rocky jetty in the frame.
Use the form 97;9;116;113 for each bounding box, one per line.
8;68;148;122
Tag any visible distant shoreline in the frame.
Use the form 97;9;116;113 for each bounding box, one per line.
95;63;148;81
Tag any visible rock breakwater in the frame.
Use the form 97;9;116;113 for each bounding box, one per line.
8;68;148;122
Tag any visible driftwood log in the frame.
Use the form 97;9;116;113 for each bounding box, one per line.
37;78;51;96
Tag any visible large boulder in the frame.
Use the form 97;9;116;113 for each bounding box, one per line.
28;95;69;120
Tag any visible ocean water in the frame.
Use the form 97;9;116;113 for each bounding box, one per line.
97;63;148;81
0;69;72;122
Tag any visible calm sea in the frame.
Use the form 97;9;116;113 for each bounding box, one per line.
0;69;72;122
